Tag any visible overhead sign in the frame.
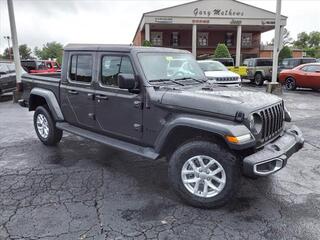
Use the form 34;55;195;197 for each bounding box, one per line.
193;8;245;17
155;17;173;23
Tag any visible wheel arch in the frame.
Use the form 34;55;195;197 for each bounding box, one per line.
29;88;64;121
154;115;254;158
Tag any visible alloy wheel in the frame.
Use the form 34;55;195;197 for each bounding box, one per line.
181;155;226;198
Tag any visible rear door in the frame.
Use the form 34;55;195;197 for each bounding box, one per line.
94;52;143;141
60;53;97;129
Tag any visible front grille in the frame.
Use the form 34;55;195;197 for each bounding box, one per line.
259;103;284;143
214;77;239;82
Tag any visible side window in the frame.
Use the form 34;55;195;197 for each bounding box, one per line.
300;66;309;72
101;56;134;87
69;55;93;83
305;65;320;72
119;57;134;74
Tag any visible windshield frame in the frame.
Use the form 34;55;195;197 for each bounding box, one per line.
137;52;206;86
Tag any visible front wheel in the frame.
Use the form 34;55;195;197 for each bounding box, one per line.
34;106;63;145
168;140;240;208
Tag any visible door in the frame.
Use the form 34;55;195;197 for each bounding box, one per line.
94;53;143;141
306;65;320;89
60;53;96;129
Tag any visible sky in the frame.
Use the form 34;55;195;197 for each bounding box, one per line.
0;0;319;53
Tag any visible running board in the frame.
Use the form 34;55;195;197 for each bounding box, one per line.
56;122;159;160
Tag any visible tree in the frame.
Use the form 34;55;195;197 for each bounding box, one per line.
293;32;310;49
2;44;32;60
270;28;293;46
2;47;13;60
213;43;231;58
278;46;292;62
19;44;32;59
142;40;152;47
34;41;64;64
293;31;320;57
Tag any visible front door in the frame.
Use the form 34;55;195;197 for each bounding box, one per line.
94;53;143;142
60;53;96;129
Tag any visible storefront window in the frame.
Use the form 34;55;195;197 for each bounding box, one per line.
171;32;179;47
242;33;252;48
198;32;208;47
151;32;163;46
225;32;234;47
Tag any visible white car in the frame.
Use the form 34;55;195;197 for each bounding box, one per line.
197;60;241;86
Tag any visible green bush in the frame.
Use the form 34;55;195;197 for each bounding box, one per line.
142;40;152;47
213;43;231;58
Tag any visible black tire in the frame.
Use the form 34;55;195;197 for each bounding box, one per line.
254;73;264;86
168;140;240;208
285;77;296;90
33;106;62;146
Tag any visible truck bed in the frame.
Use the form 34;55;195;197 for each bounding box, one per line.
21;73;61;106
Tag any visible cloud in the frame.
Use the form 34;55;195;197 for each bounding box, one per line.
0;0;319;53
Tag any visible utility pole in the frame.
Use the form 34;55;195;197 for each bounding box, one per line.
267;0;283;94
3;36;12;61
7;0;23;101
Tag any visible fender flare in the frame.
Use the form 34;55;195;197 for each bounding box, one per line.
29;88;64;121
154;115;254;152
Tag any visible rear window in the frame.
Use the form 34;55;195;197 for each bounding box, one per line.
69;55;93;83
256;59;272;66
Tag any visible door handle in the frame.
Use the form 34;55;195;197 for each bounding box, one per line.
68;89;78;95
96;95;108;100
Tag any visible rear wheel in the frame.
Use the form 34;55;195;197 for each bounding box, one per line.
34;106;62;145
285;77;296;90
168;140;240;208
254;73;264;86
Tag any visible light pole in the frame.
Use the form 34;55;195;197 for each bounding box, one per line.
267;0;283;93
3;36;12;61
7;0;23;101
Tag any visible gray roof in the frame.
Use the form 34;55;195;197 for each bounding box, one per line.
64;44;189;54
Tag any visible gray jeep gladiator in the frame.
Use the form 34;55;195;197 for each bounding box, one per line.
19;44;304;208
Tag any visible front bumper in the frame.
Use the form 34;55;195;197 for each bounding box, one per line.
243;125;304;177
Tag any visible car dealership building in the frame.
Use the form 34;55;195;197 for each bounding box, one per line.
133;0;287;66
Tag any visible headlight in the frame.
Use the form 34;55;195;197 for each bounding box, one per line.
249;113;263;134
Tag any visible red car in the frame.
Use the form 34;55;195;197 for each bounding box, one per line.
21;60;61;74
279;63;320;90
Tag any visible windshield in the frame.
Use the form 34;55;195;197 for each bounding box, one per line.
138;52;205;83
198;61;228;72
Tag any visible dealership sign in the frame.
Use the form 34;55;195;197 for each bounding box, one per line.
193;8;244;17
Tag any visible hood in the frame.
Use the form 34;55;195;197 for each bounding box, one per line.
204;71;240;78
159;85;282;117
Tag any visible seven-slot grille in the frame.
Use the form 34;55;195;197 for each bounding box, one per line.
259;102;284;143
211;77;239;82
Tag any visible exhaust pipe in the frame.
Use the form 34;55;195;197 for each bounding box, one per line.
253;158;283;176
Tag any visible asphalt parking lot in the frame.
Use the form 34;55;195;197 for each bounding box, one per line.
0;85;320;240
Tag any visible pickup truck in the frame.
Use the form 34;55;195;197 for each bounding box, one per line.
212;58;248;79
18;44;304;208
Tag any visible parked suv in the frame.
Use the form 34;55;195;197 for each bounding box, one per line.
18;45;304;208
246;58;273;86
278;57;316;73
0;61;16;95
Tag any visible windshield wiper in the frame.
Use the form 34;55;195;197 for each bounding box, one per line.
149;78;185;86
174;77;206;83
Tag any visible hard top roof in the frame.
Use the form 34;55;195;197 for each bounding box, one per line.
64;44;189;54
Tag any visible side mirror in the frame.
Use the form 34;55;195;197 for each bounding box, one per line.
118;73;137;90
